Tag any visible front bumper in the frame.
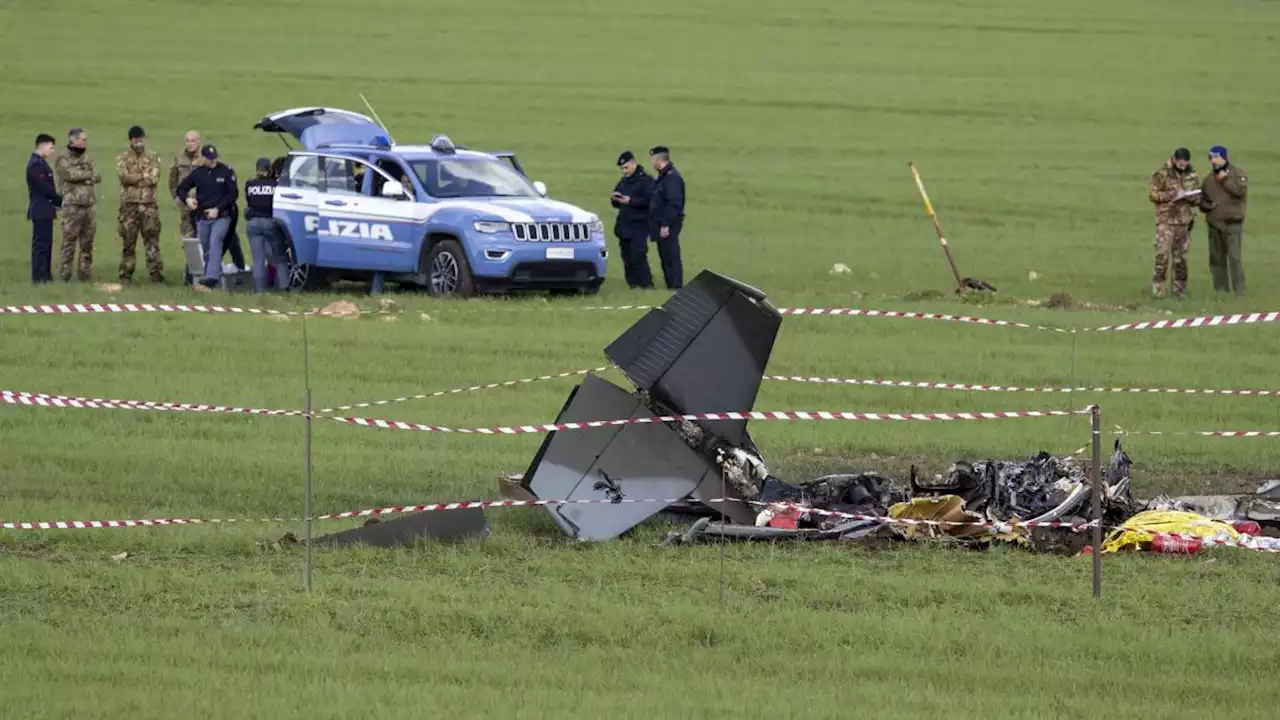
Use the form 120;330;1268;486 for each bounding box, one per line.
467;231;608;289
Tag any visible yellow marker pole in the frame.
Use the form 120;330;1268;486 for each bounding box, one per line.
909;161;965;292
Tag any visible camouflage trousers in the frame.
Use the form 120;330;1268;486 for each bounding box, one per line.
178;201;196;239
1152;223;1190;297
118;203;164;281
58;205;97;282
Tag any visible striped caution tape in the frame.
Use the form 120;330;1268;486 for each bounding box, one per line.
0;302;307;317
754;500;1097;533
1;496;1094;534
1;389;1085;433
329;408;1083;435
4;301;1279;335
1113;426;1280;438
1;390;303;417
763;374;1280;397
0;497;718;530
580;305;1280;334
317;367;610;414
1;390;300;416
1145;532;1280;554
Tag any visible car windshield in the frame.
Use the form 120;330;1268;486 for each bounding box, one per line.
409;157;537;199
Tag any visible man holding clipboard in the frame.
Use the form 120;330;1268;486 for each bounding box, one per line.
1147;147;1201;298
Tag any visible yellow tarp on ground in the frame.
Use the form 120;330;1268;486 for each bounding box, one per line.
1101;510;1238;553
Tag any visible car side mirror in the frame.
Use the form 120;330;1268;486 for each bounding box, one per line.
533;180;547;196
381;179;406;199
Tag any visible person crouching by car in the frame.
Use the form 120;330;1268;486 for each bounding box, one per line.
243;157;288;293
174;144;237;288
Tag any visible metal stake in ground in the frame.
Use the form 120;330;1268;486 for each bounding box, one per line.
302;317;314;593
908;161;996;294
1090;405;1102;600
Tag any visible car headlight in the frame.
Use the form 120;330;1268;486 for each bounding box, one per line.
588;218;603;234
473;220;510;234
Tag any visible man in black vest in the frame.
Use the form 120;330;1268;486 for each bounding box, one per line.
610;150;655;288
26;133;62;284
648;145;685;289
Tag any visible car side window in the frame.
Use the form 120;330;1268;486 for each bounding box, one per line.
372;159;414;201
283;155;320;190
320;157;359;196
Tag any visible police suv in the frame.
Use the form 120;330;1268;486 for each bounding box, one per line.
253;107;608;296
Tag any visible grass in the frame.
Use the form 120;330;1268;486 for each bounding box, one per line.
3;0;1280;716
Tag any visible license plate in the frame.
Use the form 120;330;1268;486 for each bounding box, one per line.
545;248;574;260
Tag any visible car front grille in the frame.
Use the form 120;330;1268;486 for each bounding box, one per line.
512;222;592;242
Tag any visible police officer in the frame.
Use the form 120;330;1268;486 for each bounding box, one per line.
26;133;62;284
648;145;686;289
244;157;288;293
610;150;654;288
174;144;238;288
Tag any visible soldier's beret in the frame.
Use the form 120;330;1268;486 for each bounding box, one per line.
128;126;146;139
617;150;634;166
649;145;670;156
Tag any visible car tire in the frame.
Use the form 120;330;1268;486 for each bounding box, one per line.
423;239;475;298
284;241;330;292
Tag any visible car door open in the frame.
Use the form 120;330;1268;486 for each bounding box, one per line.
316;155;419;273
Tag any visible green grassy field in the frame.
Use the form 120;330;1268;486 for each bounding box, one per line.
4;0;1280;717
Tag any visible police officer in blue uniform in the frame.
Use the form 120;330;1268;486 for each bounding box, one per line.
648;145;685;289
174;144;238;288
26;133;62;284
244;157;289;293
610;150;655;288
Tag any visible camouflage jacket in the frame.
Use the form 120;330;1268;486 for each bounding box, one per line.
1147;159;1200;226
169;150;199;203
117;148;162;205
54;151;102;207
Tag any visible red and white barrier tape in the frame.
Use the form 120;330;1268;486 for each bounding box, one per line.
2;389;1083;433
1142;532;1280;554
582;306;1280;334
0;302;307;317
317;367;610;414
1114;427;1280;438
331;408;1082;435
1;390;302;417
0;497;716;530
6;301;1279;336
764;374;1280;397
757;500;1096;532
0;496;1093;534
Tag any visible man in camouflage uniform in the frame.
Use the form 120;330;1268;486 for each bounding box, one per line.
116;126;165;283
168;130;201;239
1146;147;1200;298
54;127;102;282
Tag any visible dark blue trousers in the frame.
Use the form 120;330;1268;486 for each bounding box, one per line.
30;219;53;284
651;221;683;290
617;228;653;288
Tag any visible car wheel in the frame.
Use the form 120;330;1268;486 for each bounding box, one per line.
423;239;475;298
285;243;330;292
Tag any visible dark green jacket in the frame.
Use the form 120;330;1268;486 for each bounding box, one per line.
1200;165;1248;228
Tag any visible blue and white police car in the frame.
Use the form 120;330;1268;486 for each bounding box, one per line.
252;107;608;296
